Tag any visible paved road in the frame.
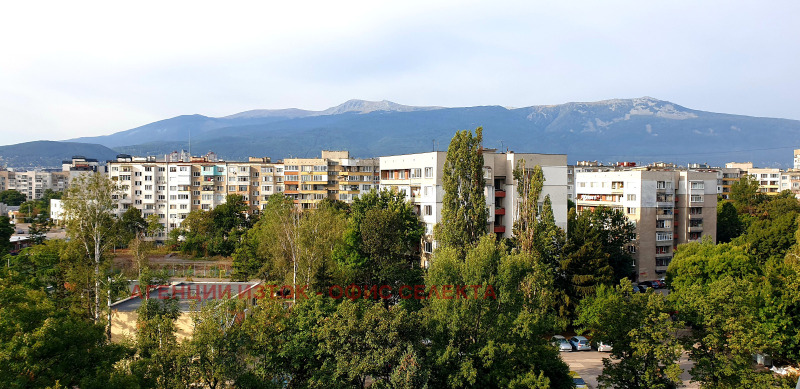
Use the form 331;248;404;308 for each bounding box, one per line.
560;350;699;388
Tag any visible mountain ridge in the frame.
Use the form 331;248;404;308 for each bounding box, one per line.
2;97;796;168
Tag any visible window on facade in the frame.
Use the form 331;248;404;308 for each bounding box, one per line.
424;241;433;253
410;168;422;178
690;195;703;203
627;207;636;214
690;181;704;189
656;232;673;241
424;167;434;178
424;205;433;216
627;245;636;253
656;257;672;267
627;194;636;201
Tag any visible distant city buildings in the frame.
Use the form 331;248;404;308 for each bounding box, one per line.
106;151;378;238
7;146;800;281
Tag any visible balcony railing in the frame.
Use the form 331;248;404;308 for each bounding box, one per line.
495;190;506;198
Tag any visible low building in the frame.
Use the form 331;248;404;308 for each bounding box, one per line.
110;281;261;342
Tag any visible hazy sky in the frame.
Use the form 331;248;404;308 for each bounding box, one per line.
1;0;798;145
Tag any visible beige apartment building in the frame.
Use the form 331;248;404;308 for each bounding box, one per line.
283;151;379;209
574;169;717;281
379;150;568;267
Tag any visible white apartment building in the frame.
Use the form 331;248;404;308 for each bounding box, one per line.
379;150;568;267
574;170;717;281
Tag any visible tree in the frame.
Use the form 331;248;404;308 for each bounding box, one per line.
28;213;50;245
0;189;26;206
576;280;684;389
730;175;763;215
232;194;345;297
434;127;488;255
716;201;743;243
424;235;572;388
333;189;425;296
0;215;13;254
119;207;147;244
62;172;119;323
0;281;130;387
513;160;545;254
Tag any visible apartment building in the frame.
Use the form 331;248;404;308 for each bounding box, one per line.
0;170;69;200
283;151;379;209
379;150;568;267
107;150;378;239
794;149;800;170
574;170;717;281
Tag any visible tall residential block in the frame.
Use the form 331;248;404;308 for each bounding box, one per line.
379;150;568;267
574;170;717;281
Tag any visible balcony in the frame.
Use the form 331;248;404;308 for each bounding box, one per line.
493;225;506;233
495;207;505;215
688;226;703;233
688;213;702;220
495;190;506;198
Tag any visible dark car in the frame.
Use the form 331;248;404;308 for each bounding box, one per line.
638;281;655;289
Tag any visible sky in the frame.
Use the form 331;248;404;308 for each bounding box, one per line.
0;0;798;145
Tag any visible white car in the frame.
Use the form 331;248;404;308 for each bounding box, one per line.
569;336;591;351
551;335;572;352
596;341;613;352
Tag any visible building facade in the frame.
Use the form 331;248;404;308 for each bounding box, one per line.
574;169;717;281
379;150;568;267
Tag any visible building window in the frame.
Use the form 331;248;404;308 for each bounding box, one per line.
626;207;636;214
690;181;704;189
627;245;636;253
656;232;673;241
424;241;433;253
410;168;422;178
626;194;636;201
656;257;672;267
424;205;433;216
690;195;703;203
656;246;670;254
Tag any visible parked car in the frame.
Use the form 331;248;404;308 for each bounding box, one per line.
570;371;589;388
595;341;613;352
652;279;666;289
632;285;646;293
638;281;655;289
551;335;572;352
569;336;591;351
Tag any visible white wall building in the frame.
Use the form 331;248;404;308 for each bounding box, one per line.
379;150;568;267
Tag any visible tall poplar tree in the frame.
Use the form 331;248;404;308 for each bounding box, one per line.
434;127;488;255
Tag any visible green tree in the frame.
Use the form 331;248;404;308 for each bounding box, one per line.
0;189;26;206
0;281;130;388
730;175;763;215
333;189;425;296
513;160;545;254
28;213;50;245
120;207;147;243
434;127;488;255
424;235;571;388
182;298;253;389
576;280;683;389
62;172;120;322
0;215;13;254
233;194;345;296
716;201;743;243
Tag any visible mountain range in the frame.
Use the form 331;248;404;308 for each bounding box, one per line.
2;97;799;168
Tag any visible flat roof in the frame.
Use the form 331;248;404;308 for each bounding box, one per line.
111;281;261;312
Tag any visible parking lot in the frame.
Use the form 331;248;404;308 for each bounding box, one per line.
560;350;699;388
